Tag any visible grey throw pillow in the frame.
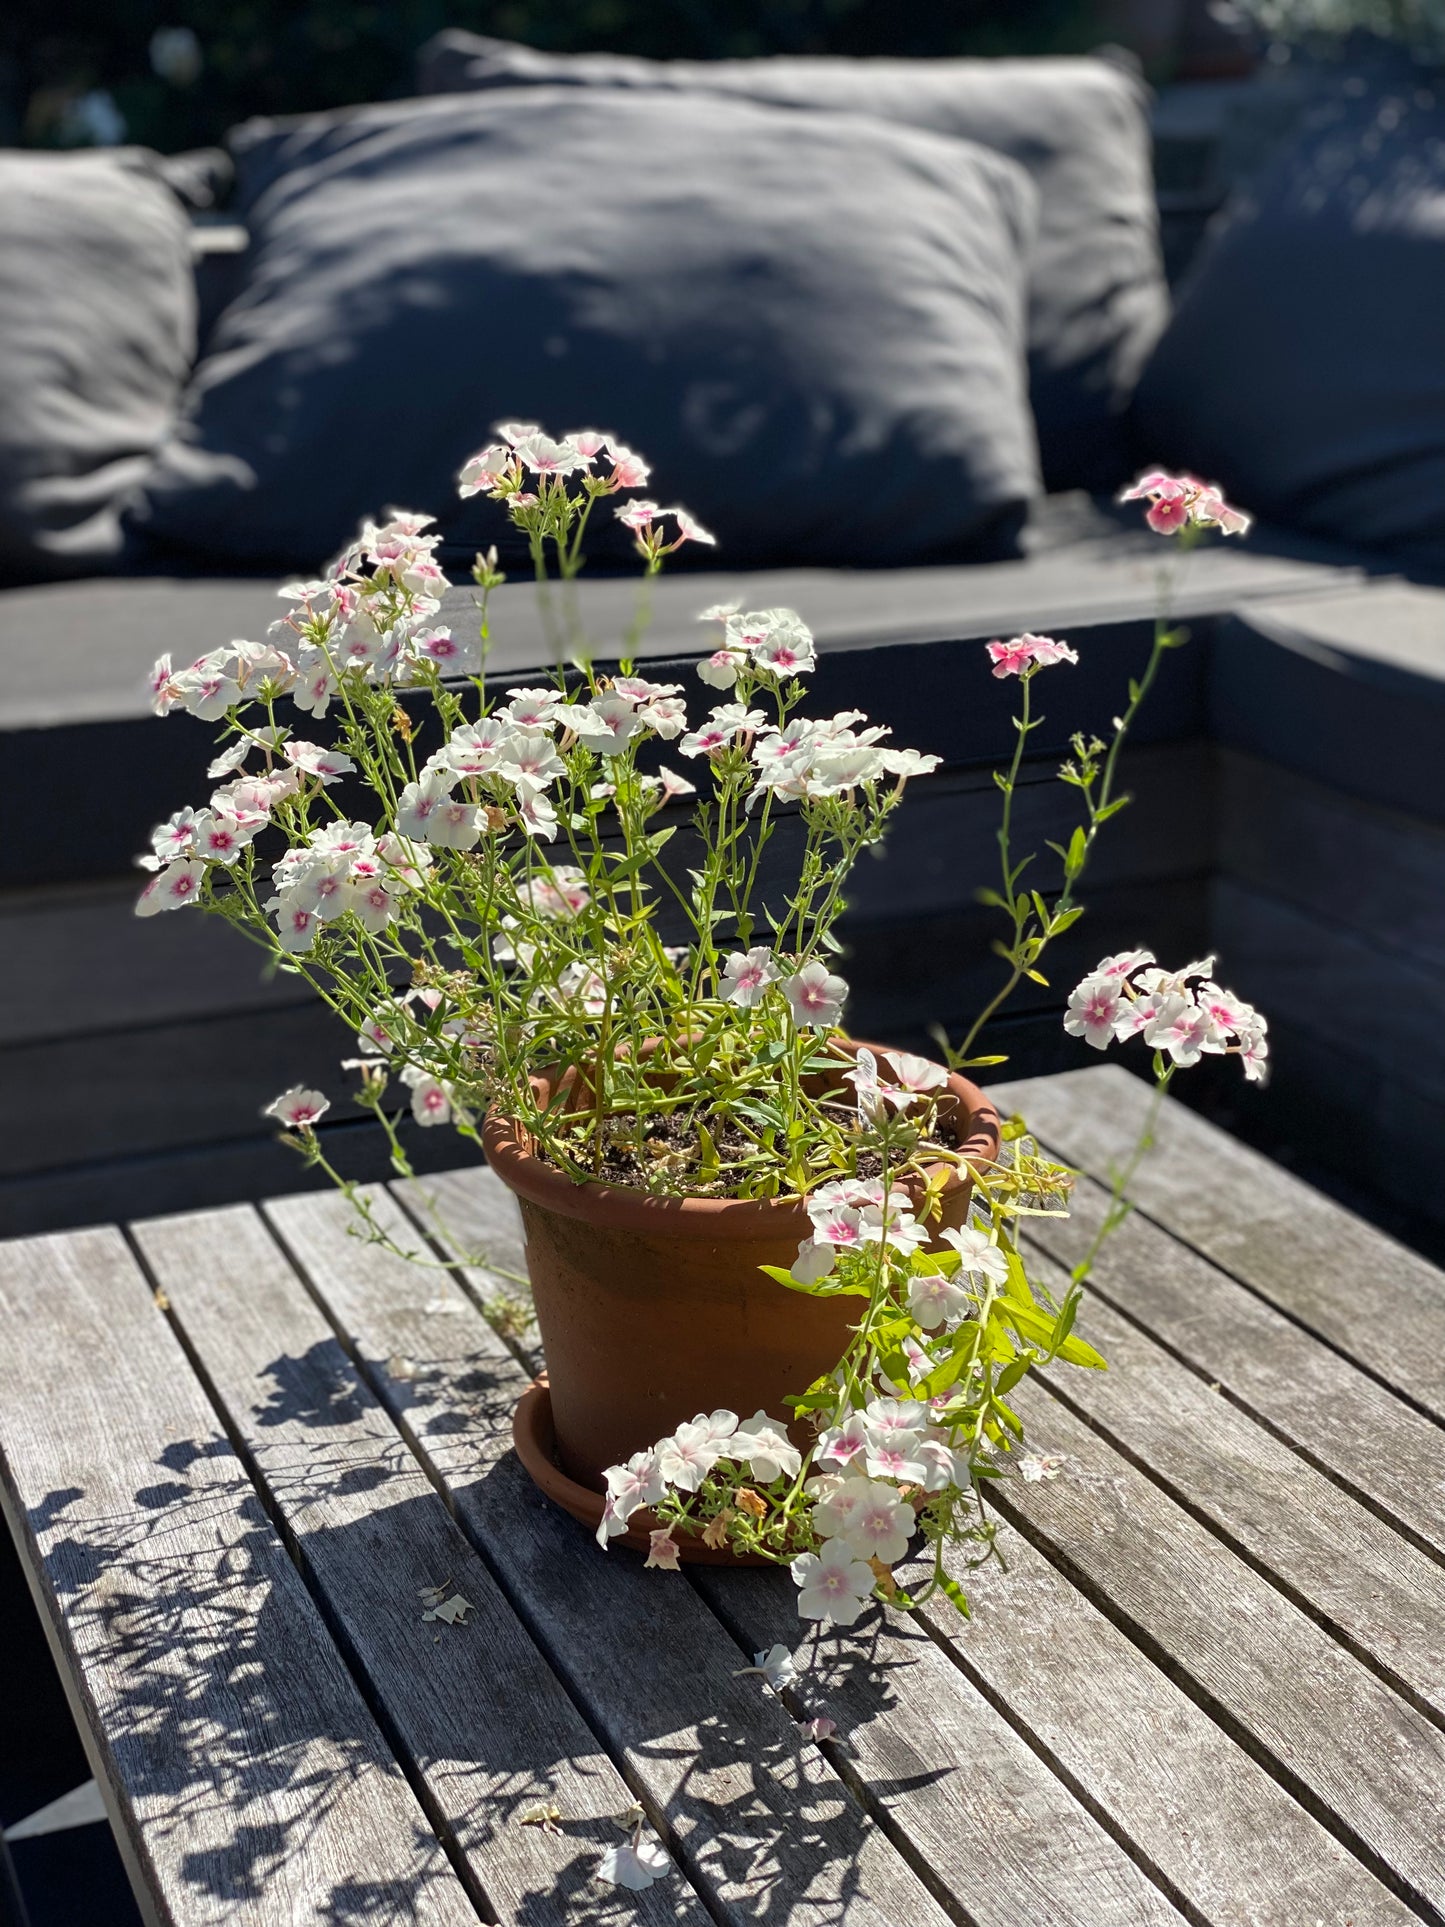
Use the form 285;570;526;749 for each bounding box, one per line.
416;33;1168;493
1132;85;1445;570
0;152;196;578
132;88;1041;574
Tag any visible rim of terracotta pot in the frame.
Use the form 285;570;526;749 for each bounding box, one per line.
481;1036;1002;1237
513;1375;776;1565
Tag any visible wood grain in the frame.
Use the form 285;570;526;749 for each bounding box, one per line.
997;1388;1445;1917
133;1202;704;1926
273;1180;1184;1926
0;1224;478;1927
994;1064;1445;1422
1023;1261;1445;1724
1013;1163;1445;1563
914;1519;1418;1927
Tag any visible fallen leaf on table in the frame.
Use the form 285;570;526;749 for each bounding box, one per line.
518;1802;562;1833
421;1593;473;1625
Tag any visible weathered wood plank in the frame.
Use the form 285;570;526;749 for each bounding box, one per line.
997;1387;1445;1917
1013;1163;1445;1563
1020;1261;1445;1725
420;1165;1426;1927
994;1063;1445;1422
911;1520;1419;1927
132;1202;706;1926
0;1225;478;1927
274;1181;1187;1927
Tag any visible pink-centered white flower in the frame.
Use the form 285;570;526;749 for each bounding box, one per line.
1119;470;1252;538
733;1411;802;1484
596;1448;666;1545
643;1529;681;1572
135;858;205;917
838;1481;916;1563
791;1540;876;1627
782;962;848;1030
1064;973;1124;1050
284;740;356;785
263;1085;330;1130
655;1414;733;1492
907;1270;971;1330
815;1415;870;1473
457;443;513;496
940;1225;1011;1286
986;634;1080;680
721;946;781;1008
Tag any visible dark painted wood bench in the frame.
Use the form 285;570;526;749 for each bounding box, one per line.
2;1064;1443;1925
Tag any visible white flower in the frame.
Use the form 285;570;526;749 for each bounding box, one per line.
597;1838;671;1891
1064;973;1125;1050
445;716;513;777
655;1415;731;1493
264;1085;330;1130
812;1476;872;1540
504;687;565;728
398;773;481;850
134;858;205;917
939;1226;1011;1286
835;1480;915;1564
513;432;587;476
879;1051;950;1098
862;1436;928;1486
736;1643;797;1691
733;1411;802;1484
411;627;480;675
400;1064;463;1128
457;443;512;496
790;1239;837;1286
496;729;566;791
284;740;356;786
721;946;781;1008
907;1270;971;1330
562;694;644;754
916;1436;970;1492
516;784;559;841
814;1415;870;1473
1237;1022;1270;1084
269;893;318;953
657;766;696;802
1094;948;1155;980
206;740;251;780
596;1449;666;1544
792;1541;876;1627
1142;993;1226;1068
806;1202;869;1253
697;648;747;689
190;808;255;865
879;747;942;780
783;962;848;1030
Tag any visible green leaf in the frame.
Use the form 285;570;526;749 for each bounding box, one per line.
759;1263;870;1299
957;1053;1010;1068
995;1357;1030;1396
1067;824;1088;872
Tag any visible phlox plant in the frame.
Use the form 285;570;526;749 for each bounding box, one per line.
138;431;1266;1634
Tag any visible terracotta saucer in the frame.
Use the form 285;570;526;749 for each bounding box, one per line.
511;1376;773;1566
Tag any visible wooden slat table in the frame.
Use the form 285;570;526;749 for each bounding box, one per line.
2;1064;1443;1926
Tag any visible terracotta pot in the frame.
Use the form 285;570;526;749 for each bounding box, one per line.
484;1041;1002;1496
